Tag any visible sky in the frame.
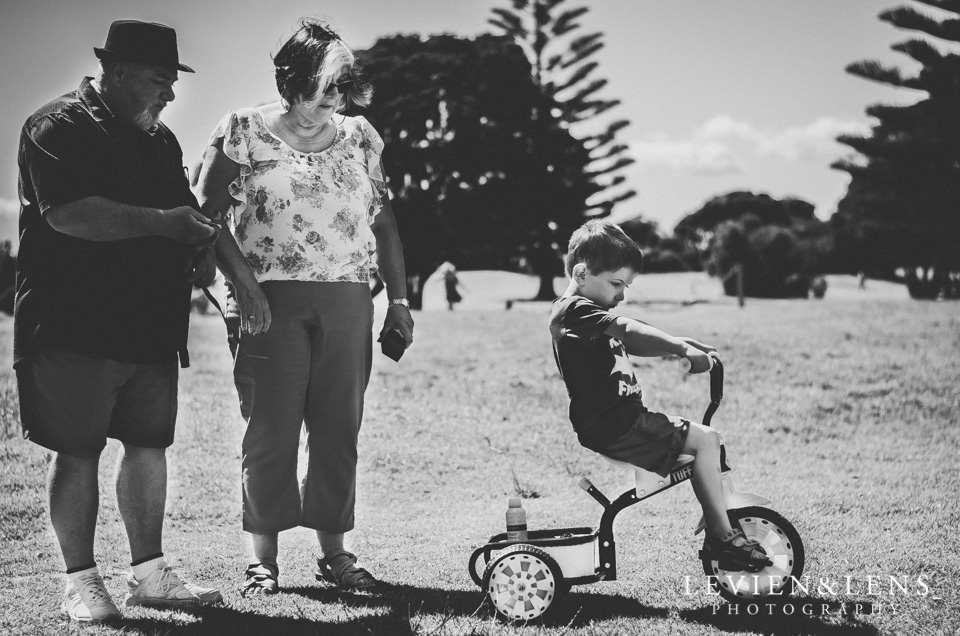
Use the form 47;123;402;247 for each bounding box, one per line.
0;0;946;251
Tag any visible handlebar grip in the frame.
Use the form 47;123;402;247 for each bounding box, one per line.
679;355;715;374
578;477;595;492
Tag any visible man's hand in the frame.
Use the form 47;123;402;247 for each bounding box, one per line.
163;206;218;245
187;246;218;288
380;304;414;349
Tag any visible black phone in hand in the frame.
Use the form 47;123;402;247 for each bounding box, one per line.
379;328;406;362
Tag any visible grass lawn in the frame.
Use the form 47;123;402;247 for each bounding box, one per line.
1;273;957;635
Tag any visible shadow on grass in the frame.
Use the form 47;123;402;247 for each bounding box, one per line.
286;583;671;629
90;587;878;635
679;596;882;636
107;583;671;635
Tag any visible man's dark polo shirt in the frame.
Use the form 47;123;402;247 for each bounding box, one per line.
15;77;198;368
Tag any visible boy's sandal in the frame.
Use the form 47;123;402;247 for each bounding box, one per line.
315;549;379;592
703;529;772;571
242;562;279;597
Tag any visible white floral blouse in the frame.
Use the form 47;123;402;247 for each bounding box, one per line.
210;107;387;282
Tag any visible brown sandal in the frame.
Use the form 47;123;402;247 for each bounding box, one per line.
242;563;279;597
315;549;379;592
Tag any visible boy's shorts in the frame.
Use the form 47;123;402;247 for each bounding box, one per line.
598;412;691;478
17;348;178;458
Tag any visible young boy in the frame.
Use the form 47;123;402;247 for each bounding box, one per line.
549;220;771;570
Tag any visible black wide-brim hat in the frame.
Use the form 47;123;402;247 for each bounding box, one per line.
94;20;194;73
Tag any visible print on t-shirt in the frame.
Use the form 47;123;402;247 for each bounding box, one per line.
610;338;641;397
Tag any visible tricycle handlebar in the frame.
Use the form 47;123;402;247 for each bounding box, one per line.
702;354;723;427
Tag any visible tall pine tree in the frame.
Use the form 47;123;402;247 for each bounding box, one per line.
356;34;546;308
832;0;960;298
490;0;636;299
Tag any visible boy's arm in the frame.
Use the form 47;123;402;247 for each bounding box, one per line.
604;316;714;373
621;316;717;356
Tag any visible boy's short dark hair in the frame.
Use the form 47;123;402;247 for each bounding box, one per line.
565;219;644;276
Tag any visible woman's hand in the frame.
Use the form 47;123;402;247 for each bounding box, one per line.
380;305;414;349
235;281;272;335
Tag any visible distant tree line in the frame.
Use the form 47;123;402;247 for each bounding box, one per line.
621;191;834;299
346;0;958;304
615;1;960;300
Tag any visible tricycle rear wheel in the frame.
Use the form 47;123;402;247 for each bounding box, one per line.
482;544;563;623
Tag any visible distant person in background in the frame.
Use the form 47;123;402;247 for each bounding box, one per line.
14;20;221;623
196;18;413;597
440;261;463;310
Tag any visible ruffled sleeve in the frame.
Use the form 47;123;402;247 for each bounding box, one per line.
208;110;253;203
355;116;387;201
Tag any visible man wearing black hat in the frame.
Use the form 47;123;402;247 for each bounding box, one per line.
15;20;222;622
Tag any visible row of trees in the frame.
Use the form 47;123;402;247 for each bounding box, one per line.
352;0;958;303
622;191;834;299
623;1;960;300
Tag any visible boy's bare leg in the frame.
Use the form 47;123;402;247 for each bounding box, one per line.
681;424;733;538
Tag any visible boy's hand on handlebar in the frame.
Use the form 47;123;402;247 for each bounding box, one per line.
682;345;713;374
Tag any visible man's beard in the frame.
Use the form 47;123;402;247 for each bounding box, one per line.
132;107;162;131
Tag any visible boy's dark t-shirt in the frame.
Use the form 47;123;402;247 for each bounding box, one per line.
549;295;646;450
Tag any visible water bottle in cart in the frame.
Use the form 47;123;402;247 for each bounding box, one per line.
505;498;528;541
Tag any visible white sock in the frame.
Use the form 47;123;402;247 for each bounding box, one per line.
132;556;167;581
68;565;99;582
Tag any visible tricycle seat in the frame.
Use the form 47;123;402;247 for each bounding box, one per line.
601;454;695;498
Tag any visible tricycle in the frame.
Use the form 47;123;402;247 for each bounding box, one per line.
468;356;805;622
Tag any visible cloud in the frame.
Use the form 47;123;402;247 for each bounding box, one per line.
757;117;871;162
630;135;742;175
630;115;870;174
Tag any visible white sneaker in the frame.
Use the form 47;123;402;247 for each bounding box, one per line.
62;572;122;623
184;581;223;605
125;565;207;608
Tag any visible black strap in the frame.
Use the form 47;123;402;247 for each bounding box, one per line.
202;285;225;317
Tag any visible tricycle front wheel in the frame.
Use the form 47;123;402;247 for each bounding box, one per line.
482;544;563;623
701;506;805;603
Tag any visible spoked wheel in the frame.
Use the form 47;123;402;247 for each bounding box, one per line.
482;544;563;623
701;506;805;604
